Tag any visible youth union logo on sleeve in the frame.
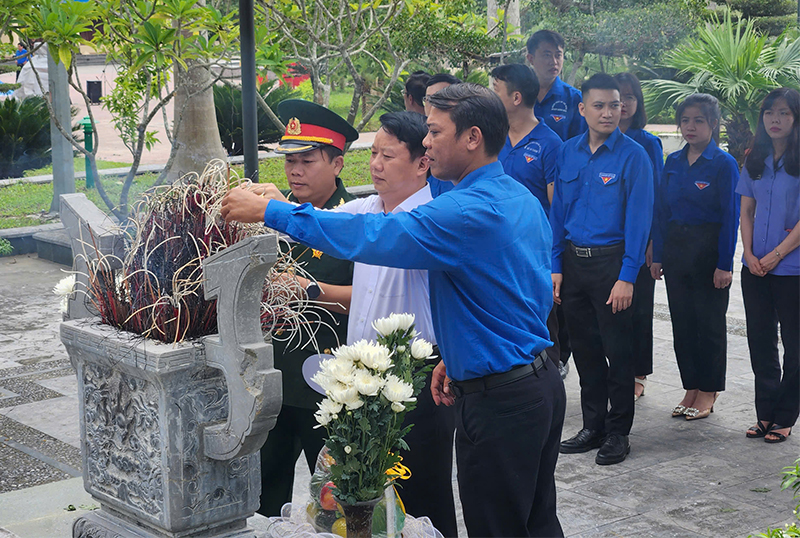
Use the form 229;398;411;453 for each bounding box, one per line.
599;173;616;185
694;181;710;190
550;100;568;123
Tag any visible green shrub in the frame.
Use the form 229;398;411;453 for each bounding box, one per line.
0;237;13;256
754;15;799;36
0;97;52;179
295;79;314;101
728;0;795;18
214;83;299;156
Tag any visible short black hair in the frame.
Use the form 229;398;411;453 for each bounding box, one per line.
613;72;647;130
320;145;344;162
404;71;430;108
581;73;620;99
491;64;539;108
379;111;428;160
675;93;722;143
426;83;509;157
426;73;462;89
526;30;565;55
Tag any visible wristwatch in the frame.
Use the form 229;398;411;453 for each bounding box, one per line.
305;281;321;300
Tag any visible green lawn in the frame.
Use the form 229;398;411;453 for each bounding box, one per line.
23;157;135;177
0;150;373;230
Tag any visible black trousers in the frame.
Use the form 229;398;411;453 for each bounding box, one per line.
397;368;458;537
632;263;655;376
663;223;728;392
562;249;635;435
545;304;572;367
741;268;800;427
258;404;326;517
455;361;565;537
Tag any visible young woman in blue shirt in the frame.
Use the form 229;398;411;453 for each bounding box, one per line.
738;87;800;444
614;72;664;402
650;94;739;421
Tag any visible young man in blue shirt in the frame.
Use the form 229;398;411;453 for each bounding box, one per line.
423;73;462;198
527;30;586;142
222;83;567;538
491;63;569;377
15;43;28;82
550;73;653;465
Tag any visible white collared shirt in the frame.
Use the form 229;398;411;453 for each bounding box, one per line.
334;185;436;344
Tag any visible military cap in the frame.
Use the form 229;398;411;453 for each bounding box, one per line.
275;99;359;154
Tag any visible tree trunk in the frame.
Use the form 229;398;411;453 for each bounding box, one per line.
566;50;586;87
166;60;226;182
725;113;753;167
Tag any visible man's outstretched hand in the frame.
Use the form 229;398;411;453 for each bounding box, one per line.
221;187;270;224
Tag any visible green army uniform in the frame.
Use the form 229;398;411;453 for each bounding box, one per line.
258;99;359;517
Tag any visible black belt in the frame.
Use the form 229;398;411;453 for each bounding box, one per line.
568;241;624;258
449;352;547;397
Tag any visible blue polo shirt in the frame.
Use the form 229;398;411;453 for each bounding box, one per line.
263;161;553;382
550;128;654;283
498;121;562;215
737;155;800;276
427;175;454;198
652;139;739;271
534;76;586;142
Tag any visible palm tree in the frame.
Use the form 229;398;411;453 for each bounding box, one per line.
642;13;800;164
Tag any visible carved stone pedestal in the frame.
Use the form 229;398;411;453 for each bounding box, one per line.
58;195;282;538
62;321;262;538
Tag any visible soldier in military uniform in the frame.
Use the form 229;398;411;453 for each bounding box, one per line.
258;100;359;516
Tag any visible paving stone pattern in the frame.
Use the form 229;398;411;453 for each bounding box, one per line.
0;251;798;537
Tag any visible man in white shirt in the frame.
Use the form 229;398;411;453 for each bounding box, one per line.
254;111;457;536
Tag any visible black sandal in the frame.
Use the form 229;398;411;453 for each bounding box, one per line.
746;421;771;439
765;424;792;444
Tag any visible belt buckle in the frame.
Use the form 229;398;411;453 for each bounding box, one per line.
449;381;463;399
575;246;592;258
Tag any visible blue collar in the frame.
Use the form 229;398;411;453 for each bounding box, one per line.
453;161;504;190
577;127;623;154
681;138;718;162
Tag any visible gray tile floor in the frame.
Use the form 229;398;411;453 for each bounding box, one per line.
0;248;798;537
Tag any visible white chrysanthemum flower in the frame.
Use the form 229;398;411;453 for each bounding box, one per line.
318;398;343;416
360;345;393;372
327;382;359;405
53;274;76;313
353;369;384;396
325;357;356;385
372;316;400;337
410;339;434;360
314;410;331;427
391;401;406;413
389;312;415;332
311;370;337;392
332;344;360;364
382;374;415;403
341;390;365;410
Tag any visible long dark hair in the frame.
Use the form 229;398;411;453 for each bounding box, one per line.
614;72;647;130
744;87;800;179
676;93;721;144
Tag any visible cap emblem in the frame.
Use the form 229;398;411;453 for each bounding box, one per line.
287;117;302;136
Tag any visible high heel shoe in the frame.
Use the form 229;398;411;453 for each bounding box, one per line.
634;377;647;402
671;404;688;417
765;424;792;444
685;392;718;421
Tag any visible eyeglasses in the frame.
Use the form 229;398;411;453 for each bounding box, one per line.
422;96;430;104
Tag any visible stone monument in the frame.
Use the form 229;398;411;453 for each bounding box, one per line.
59;194;282;538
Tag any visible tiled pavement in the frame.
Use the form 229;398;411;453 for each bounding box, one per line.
0;247;798;537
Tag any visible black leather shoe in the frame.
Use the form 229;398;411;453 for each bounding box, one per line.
595;434;630;465
559;428;605;454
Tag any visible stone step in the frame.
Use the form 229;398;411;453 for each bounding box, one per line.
32;227;72;267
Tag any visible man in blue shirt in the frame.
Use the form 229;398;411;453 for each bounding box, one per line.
491;63;569;379
550;73;653;465
222;83;566;538
15;43;28;82
423;73;461;198
527;30;587;142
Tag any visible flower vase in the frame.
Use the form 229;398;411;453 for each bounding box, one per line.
338;497;382;538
